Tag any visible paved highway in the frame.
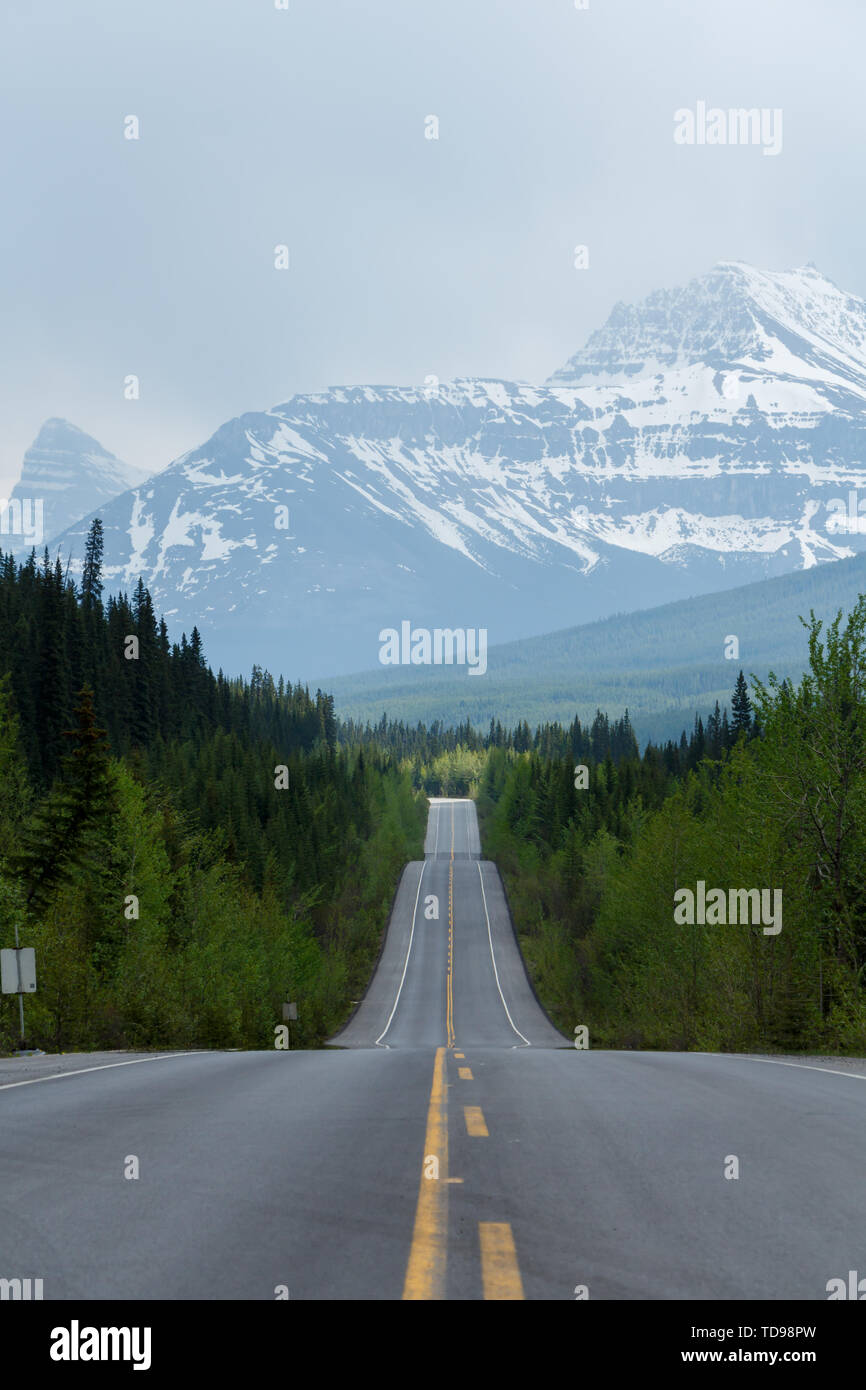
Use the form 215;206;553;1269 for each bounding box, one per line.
1;798;865;1300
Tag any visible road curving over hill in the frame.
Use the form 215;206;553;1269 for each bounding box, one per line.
1;798;865;1300
331;798;566;1051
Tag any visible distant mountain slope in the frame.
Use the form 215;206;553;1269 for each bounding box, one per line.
49;262;866;677
324;552;866;744
4;419;146;553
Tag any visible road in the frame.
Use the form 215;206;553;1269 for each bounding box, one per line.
332;797;564;1050
1;798;865;1300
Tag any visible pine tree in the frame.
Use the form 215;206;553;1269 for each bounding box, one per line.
0;675;32;859
16;686;115;913
731;669;753;740
81;518;105;609
706;701;722;759
689;714;705;768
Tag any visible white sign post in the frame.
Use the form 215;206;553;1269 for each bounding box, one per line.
1;948;36;994
1;925;36;1049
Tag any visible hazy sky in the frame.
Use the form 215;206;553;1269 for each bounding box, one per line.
1;0;863;495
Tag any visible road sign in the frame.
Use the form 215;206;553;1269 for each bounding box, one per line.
1;948;36;994
282;1001;298;1021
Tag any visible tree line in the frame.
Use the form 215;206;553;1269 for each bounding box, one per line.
0;532;424;1052
2;515;844;1056
478;606;866;1053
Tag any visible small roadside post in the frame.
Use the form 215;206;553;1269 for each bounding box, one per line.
1;923;36;1051
282;1001;298;1049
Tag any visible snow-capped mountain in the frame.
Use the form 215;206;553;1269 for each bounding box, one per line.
550;262;866;393
4;419;146;554
52;263;866;678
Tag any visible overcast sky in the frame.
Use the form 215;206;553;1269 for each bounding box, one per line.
1;0;863;496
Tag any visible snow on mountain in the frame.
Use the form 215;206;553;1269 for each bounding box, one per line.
549;262;866;397
3;419;147;554
51;263;866;678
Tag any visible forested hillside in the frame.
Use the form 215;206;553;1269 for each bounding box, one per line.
6;520;862;1058
479;603;866;1053
0;533;426;1052
326;551;866;742
0;528;723;1055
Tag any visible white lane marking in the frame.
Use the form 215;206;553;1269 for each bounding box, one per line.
690;1052;866;1082
468;798;480;858
375;860;426;1048
0;1052;208;1093
476;861;530;1047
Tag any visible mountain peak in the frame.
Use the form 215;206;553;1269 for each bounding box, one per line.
7;420;148;551
31;417;109;450
548;261;866;389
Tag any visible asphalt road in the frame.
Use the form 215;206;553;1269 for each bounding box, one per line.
332;797;564;1049
1;798;865;1300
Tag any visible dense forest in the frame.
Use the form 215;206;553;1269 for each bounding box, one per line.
327;551;866;742
0;531;425;1052
3;520;864;1056
479;604;866;1053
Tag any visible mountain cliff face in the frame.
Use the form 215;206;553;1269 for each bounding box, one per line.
52;263;866;678
550;262;866;391
4;419;145;553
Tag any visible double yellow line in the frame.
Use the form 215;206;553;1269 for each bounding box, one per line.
404;803;524;1299
404;805;456;1298
402;1045;525;1300
403;1047;449;1300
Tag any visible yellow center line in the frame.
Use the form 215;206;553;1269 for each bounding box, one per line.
458;1066;473;1080
403;1047;449;1300
463;1105;488;1137
479;1223;525;1300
